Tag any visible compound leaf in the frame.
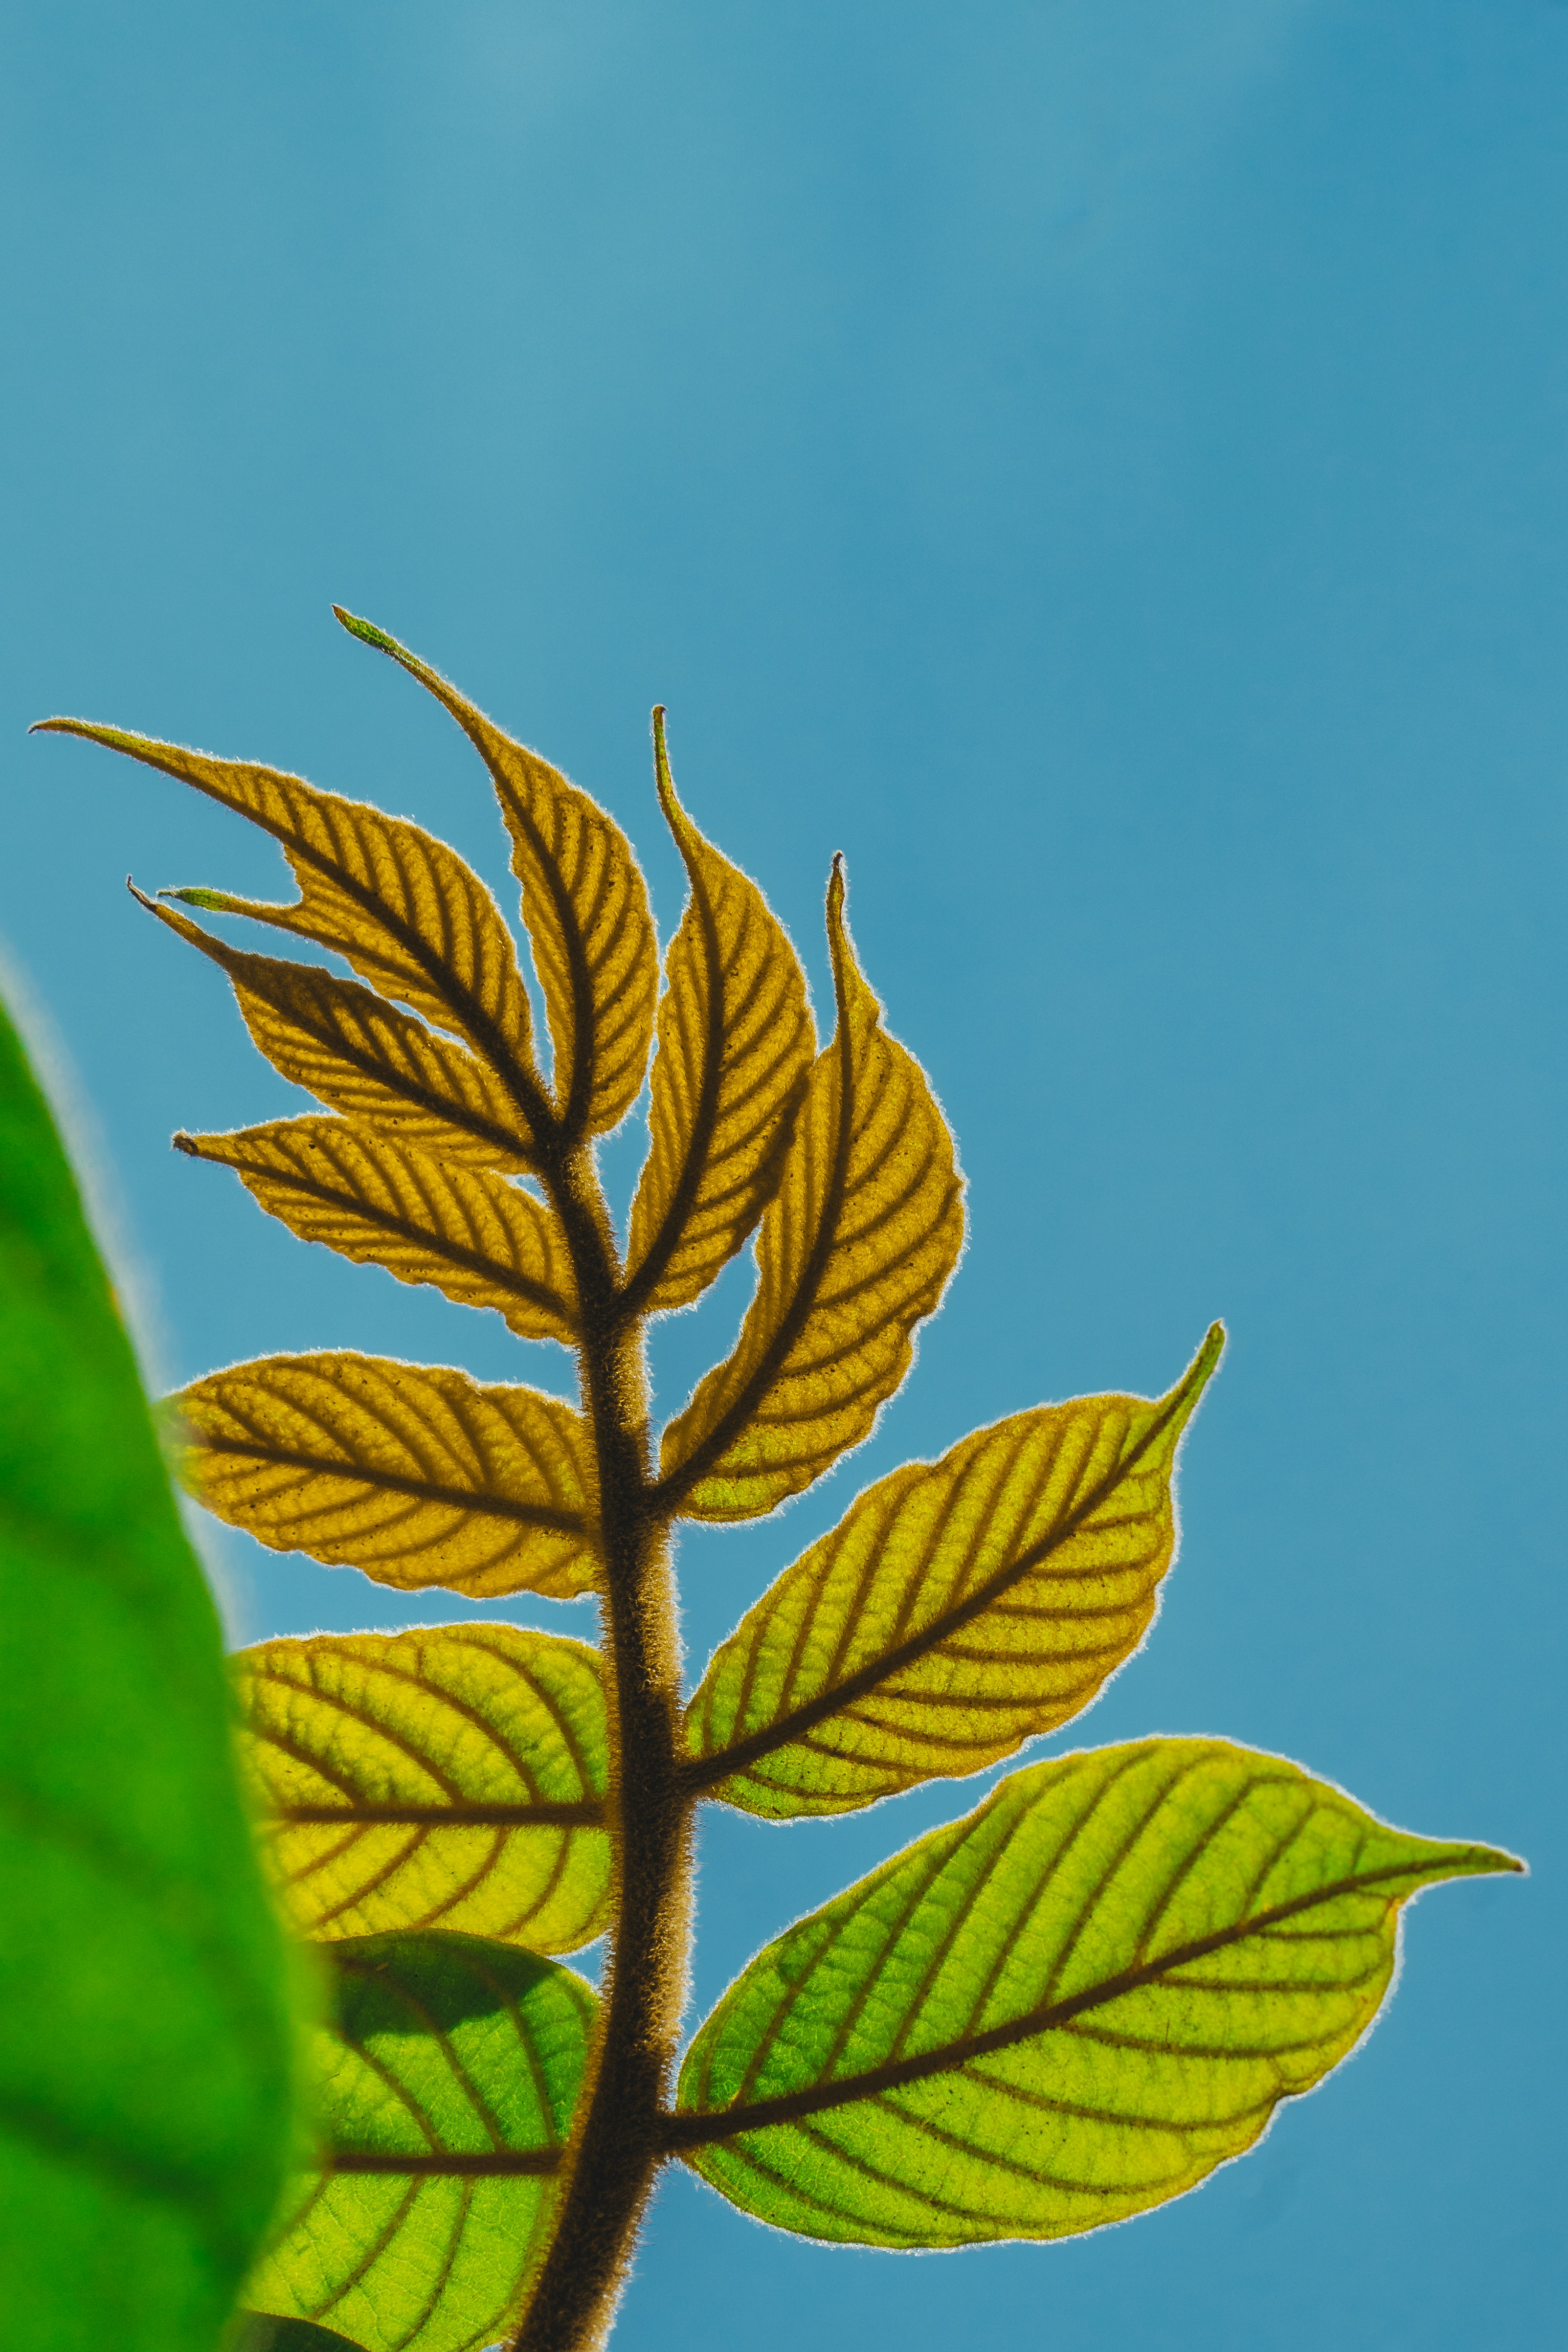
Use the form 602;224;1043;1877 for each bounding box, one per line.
671;1739;1520;2247
337;610;658;1143
30;718;545;1122
659;862;964;1519
623;712;814;1315
686;1327;1223;1815
0;994;295;2352
234;1625;610;1953
139;893;537;1172
168;1353;598;1597
176;1117;577;1343
245;1932;595;2352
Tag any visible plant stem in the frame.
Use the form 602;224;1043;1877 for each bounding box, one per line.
510;1147;692;2352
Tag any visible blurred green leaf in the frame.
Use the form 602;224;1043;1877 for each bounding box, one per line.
0;993;297;2351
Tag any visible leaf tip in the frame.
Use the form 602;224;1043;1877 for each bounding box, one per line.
126;876;158;913
332;605;398;656
171;1131;199;1158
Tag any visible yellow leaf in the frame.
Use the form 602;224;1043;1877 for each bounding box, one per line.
175;1117;578;1344
658;862;965;1519
30;718;547;1136
234;1625;611;1953
167;1353;598;1597
623;712;814;1316
335;610;658;1143
140;893;537;1172
684;1327;1224;1815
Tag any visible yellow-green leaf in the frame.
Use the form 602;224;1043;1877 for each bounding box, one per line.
623;712;814;1315
31;718;546;1130
176;1117;578;1343
140;893;537;1172
247;1932;595;2352
658;863;965;1519
686;1327;1223;1815
234;1626;611;1953
336;610;658;1143
671;1738;1520;2247
168;1353;598;1597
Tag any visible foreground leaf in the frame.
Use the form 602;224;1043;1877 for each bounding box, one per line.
176;1117;578;1342
659;862;964;1518
623;712;814;1314
337;609;658;1141
247;1932;595;2352
31;718;545;1114
686;1328;1223;1815
0;996;294;2352
235;1624;610;1952
139;893;538;1171
671;1738;1519;2247
169;1352;598;1597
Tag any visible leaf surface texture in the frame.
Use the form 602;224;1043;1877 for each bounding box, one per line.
624;719;813;1313
234;1625;610;1951
168;1353;598;1597
660;866;964;1517
0;997;294;2352
687;1328;1223;1813
673;1738;1517;2246
177;1118;577;1342
246;1932;594;2352
337;611;657;1140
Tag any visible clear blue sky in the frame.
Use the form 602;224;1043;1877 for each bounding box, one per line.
3;5;1561;2348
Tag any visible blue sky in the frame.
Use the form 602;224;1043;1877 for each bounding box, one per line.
3;5;1562;2348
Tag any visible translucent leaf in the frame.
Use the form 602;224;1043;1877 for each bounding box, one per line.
167;1353;598;1597
176;1117;578;1343
337;610;658;1142
0;995;295;2352
30;718;545;1122
234;1625;610;1952
686;1328;1223;1815
246;1932;595;2352
140;893;537;1172
659;863;964;1519
623;713;813;1314
671;1739;1520;2247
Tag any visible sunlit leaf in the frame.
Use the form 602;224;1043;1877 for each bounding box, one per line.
30;717;547;1131
168;1352;598;1597
175;1116;578;1343
246;1932;594;2352
686;1327;1223;1815
623;711;813;1315
235;1624;610;1953
671;1739;1520;2247
138;892;537;1171
658;862;964;1519
336;610;658;1142
0;996;295;2352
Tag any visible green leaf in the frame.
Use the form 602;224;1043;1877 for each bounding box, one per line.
671;1738;1519;2247
228;2319;365;2352
685;1328;1223;1816
234;1624;611;1952
0;995;296;2352
247;1932;596;2352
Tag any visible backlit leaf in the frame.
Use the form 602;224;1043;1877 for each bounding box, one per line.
671;1739;1520;2247
658;862;964;1519
168;1352;598;1597
139;893;537;1172
175;1116;578;1343
234;1624;610;1952
31;717;546;1129
623;712;813;1315
0;995;295;2352
246;1932;595;2352
686;1327;1223;1815
337;609;658;1142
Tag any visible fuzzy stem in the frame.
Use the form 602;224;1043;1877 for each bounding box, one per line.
510;1144;691;2352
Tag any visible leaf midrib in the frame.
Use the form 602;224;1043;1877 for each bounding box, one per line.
195;1438;588;1535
